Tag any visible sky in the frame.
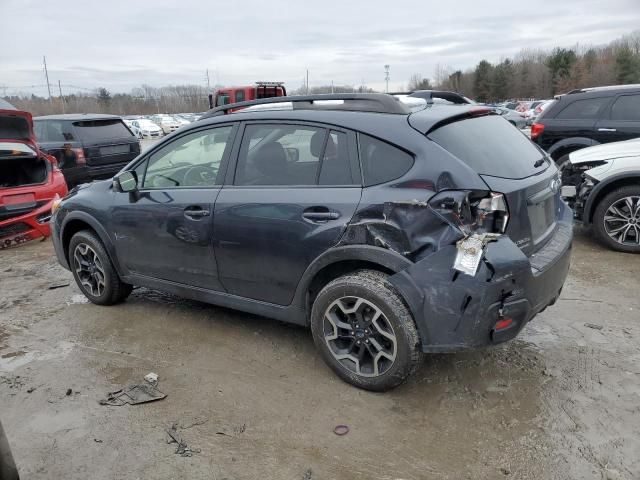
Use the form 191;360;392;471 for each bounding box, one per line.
1;0;639;96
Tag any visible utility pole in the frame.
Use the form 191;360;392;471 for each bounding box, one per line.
43;56;53;102
306;69;309;95
384;65;390;93
331;80;334;94
206;69;211;90
58;80;65;114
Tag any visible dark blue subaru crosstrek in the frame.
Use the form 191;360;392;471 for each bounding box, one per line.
51;94;572;391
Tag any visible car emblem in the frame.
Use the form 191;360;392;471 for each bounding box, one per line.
550;177;561;194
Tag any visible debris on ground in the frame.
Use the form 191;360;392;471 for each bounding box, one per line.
144;372;158;385
333;425;349;436
166;423;200;457
26;387;35;393
584;323;604;330
48;282;70;290
302;468;313;480
94;438;103;443
99;382;166;406
66;388;72;396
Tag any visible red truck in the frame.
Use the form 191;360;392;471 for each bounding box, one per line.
208;82;286;109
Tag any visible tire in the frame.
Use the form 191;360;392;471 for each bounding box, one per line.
68;230;133;305
592;185;640;253
310;270;423;391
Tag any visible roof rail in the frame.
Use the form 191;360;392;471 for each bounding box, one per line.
201;93;411;118
567;84;640;94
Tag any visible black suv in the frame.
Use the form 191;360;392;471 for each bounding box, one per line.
532;85;640;163
51;94;572;391
34;114;140;187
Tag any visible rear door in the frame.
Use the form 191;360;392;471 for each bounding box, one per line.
213;122;361;305
594;93;640;143
110;124;236;290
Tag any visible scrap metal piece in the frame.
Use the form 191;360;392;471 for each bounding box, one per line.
100;383;166;406
453;233;501;276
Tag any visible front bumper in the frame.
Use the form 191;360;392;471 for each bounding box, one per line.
0;198;56;249
390;205;573;352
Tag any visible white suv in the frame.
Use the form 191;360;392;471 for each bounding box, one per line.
562;138;640;252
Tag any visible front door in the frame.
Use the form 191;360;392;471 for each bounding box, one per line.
111;124;236;290
214;123;362;305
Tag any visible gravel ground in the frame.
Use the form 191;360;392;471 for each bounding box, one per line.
0;227;638;480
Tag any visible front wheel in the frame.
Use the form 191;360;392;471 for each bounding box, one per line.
69;230;133;305
593;186;640;253
310;270;423;391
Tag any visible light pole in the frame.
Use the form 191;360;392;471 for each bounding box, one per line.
384;65;390;93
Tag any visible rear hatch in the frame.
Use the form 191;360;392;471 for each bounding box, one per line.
72;119;140;166
425;114;560;257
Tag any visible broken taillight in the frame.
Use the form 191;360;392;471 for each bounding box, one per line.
494;318;513;331
428;190;509;236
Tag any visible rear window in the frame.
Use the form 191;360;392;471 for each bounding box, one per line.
34;120;75;142
555;97;610;120
72;120;133;141
428;115;546;179
0;116;30;140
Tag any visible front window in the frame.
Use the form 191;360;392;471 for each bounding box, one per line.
140;126;233;188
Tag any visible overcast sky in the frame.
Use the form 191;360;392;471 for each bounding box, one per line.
1;0;639;96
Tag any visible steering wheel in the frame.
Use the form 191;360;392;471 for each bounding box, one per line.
183;165;218;186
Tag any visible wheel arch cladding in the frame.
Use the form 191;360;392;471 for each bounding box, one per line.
61;213;123;275
548;137;597;160
300;245;412;323
585;173;640;224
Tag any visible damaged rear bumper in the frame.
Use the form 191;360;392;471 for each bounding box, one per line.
0;198;56;249
390;205;573;352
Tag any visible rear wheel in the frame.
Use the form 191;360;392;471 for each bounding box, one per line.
593;186;640;253
310;270;423;391
69;230;133;305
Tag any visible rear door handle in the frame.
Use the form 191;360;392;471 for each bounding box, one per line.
184;207;210;218
598;128;617;132
302;208;340;222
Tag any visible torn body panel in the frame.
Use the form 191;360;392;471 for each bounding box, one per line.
389;204;573;352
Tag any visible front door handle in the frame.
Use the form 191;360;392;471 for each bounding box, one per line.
598;128;617;132
184;207;210;218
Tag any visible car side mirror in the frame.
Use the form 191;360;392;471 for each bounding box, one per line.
114;170;138;192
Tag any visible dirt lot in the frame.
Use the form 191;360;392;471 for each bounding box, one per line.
0;228;638;480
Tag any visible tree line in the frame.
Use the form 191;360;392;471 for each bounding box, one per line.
4;31;640;115
429;30;640;102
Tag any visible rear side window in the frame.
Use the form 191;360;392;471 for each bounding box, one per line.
359;134;413;186
555;97;610;120
428;115;545;180
235;124;323;186
610;94;640;121
34;120;75;142
73;120;133;141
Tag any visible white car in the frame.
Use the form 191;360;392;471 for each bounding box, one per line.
562;138;640;252
151;115;180;134
123;119;143;139
131;119;163;139
173;115;191;126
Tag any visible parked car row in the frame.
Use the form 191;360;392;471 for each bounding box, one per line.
531;84;640;252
